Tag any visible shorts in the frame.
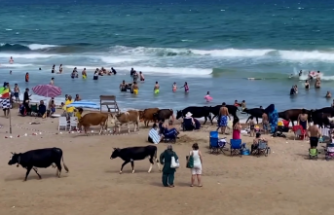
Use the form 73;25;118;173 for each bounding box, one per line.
133;89;138;94
14;92;19;98
263;123;269;131
154;89;159;94
310;137;319;148
191;167;202;175
219;116;228;127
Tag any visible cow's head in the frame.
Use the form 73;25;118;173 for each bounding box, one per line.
176;110;183;120
110;148;121;159
8;152;21;167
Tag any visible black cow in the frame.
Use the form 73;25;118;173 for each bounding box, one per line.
241;108;265;124
176;106;212;125
206;105;238;120
110;145;161;174
8;148;69;181
310;107;334;128
153;109;174;122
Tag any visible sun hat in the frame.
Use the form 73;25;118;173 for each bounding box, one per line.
185;112;192;118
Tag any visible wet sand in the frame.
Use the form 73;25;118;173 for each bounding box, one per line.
0;110;334;215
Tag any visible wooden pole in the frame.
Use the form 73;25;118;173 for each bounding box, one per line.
9;109;12;134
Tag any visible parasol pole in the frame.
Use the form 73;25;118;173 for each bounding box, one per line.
9;108;12;134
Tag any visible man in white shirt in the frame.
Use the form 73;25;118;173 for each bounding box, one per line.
148;124;163;144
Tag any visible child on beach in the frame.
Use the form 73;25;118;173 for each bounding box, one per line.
82;68;87;79
9;56;14;64
13;83;20;102
248;116;255;137
139;71;145;81
172;82;177;92
154;81;160;94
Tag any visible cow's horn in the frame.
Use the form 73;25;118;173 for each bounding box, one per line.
11;152;14;155
113;147;116;150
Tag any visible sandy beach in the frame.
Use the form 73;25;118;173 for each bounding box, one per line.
0;109;333;215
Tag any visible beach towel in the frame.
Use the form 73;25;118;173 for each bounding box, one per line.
268;105;278;133
219;115;228;127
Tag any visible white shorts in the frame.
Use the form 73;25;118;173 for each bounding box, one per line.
191;167;202;175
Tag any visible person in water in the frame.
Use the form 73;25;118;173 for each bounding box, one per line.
299;70;303;77
290;85;296;95
51;64;55;73
119;80;128;92
75;94;81;101
132;81;139;94
25;72;29;82
315;77;321;88
139;71;145;81
111;67;117;75
9;56;14;64
58;64;63;74
154;81;160;94
294;85;298;94
204;91;213;102
172;82;177;92
50;77;54;85
183;82;189;93
82;68;87;79
93;71;99;80
305;80;309;89
325;91;331;99
9;70;12;75
130;68;136;76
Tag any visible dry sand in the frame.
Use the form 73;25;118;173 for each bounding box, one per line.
0;110;334;215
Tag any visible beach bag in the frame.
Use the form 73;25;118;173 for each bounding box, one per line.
170;156;179;168
186;153;194;169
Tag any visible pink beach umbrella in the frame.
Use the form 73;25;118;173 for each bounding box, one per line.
32;84;62;98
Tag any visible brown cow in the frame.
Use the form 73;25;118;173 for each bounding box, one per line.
111;110;140;134
140;108;159;127
78;113;109;135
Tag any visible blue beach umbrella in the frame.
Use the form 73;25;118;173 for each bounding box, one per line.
66;100;100;109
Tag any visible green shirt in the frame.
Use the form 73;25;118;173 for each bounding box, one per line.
160;150;179;174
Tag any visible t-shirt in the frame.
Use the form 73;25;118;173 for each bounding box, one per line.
75;112;82;120
64;100;74;113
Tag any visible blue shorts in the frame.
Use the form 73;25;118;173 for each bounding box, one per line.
219;116;228;127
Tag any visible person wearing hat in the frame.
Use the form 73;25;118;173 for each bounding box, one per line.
185;112;195;124
159;145;179;187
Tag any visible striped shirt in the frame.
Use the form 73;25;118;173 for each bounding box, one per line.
149;128;161;144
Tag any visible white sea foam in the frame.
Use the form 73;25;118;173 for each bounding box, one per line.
1;63;34;68
0;53;57;59
100;56;146;64
27;44;60;50
116;66;211;76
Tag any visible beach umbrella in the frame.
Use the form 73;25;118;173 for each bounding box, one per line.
32;84;61;98
66;101;100;109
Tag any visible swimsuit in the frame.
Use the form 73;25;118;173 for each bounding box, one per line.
310;137;319;148
219;115;228;127
133;89;138;94
82;75;87;79
299;120;307;130
154;89;160;94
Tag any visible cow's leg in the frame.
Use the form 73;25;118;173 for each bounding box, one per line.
55;160;62;177
127;124;130;133
246;116;251;123
24;166;33;181
203;116;207;125
256;117;259;125
32;167;42;179
208;114;213;125
290;119;294;127
120;160;130;174
131;160;135;173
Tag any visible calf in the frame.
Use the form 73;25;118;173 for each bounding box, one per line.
140;108;159;127
153;109;174;122
110;145;160;173
176;106;212;125
278;109;311;127
111;110;140;134
8;148;69;181
78;112;109;135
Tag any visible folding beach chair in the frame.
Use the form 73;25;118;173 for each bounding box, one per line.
30;104;38;116
230;139;243;157
256;140;270;157
69;117;78;131
293;125;306;140
209;131;227;154
58;117;68;131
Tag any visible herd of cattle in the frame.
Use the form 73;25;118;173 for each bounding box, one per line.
76;104;334;134
9;145;160;181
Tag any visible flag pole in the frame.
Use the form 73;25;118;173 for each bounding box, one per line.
9;108;12;134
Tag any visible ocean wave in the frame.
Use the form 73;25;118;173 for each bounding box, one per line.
0;43;60;52
116;66;211;76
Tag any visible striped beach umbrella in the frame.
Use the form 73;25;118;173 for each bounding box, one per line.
32;84;61;98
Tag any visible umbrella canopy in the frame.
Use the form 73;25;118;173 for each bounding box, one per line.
0;87;10;98
32;84;61;98
66;101;100;109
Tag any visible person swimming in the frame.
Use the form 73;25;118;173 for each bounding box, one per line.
172;82;177;92
25;72;29;82
82;68;87;79
120;80;128;92
204;91;213;102
154;81;160;94
183;82;189;93
139;71;145;81
305;80;309;89
290;85;296;95
111;67;117;75
326;91;331;99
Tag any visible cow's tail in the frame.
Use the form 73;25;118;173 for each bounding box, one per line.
154;147;161;171
61;155;69;172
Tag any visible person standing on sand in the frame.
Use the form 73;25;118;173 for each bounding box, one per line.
262;111;269;134
218;102;230;134
160;145;179;188
188;143;203;187
308;124;321;149
297;109;308;131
